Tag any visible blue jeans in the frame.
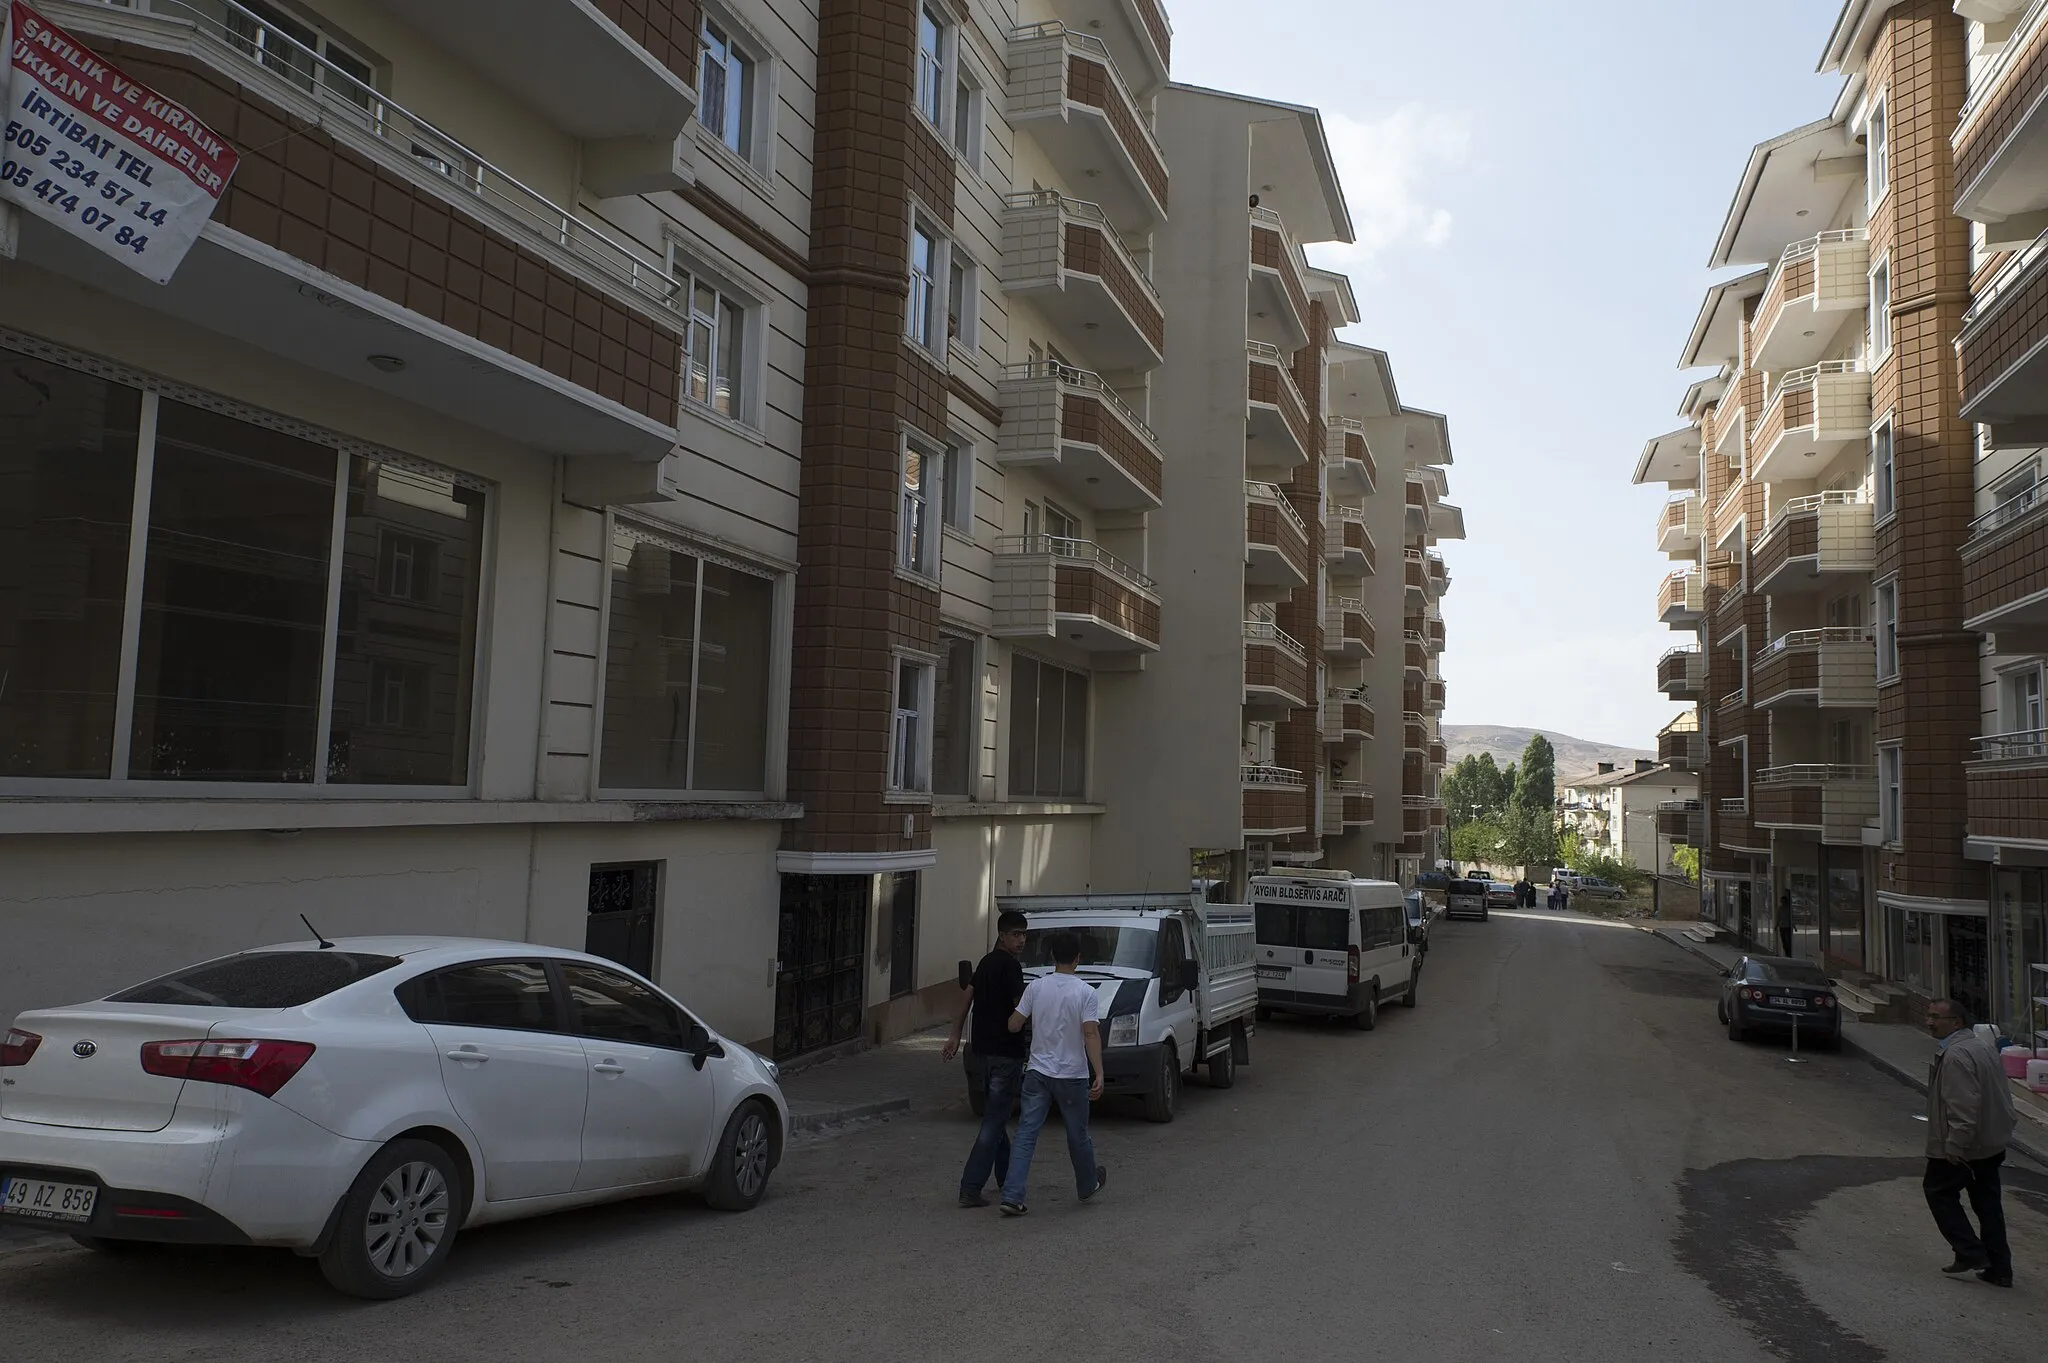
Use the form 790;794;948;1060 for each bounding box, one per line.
1000;1069;1098;1207
959;1055;1023;1197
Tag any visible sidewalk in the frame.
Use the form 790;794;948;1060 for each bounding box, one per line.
1644;922;2048;1166
777;1025;965;1135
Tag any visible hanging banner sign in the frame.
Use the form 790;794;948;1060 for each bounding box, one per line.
1;1;239;284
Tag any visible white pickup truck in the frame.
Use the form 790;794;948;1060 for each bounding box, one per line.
960;893;1257;1123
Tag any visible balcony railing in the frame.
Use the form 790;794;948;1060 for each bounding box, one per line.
1249;205;1312;342
1752;229;1868;370
994;535;1156;591
1002;191;1164;366
1976;728;2048;762
1244;619;1308;665
1242;764;1306;786
1754;764;1875;785
1246;481;1311;541
1246;340;1312;464
1972;480;2046;540
1008;22;1168;223
1756;627;1873;660
996;362;1163;509
1956;0;2048;213
1720;798;1749;815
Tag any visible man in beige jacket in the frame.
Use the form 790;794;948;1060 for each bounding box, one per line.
1922;999;2018;1287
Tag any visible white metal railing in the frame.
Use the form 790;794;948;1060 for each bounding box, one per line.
1406;547;1426;564
1327;685;1372;705
1401;794;1441;808
1754;764;1876;785
1659;798;1703;813
1660;645;1701;665
1330;503;1367;523
1757;627;1874;660
1972;479;2046;538
995;535;1157;591
1330;595;1366;613
122;0;684;320
1243;619;1307;664
1249;205;1308;292
1241;764;1305;786
1768;359;1862;410
1328;779;1366;794
1964;222;2048;332
1977;728;2048;761
1008;21;1167;190
998;362;1158;444
1958;0;2048;132
1246;340;1309;416
1718;687;1748;708
1779;227;1866;265
1245;481;1311;541
1767;488;1866;533
1720;797;1749;815
1003;190;1162;309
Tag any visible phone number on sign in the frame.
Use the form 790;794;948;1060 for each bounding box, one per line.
4;121;172;256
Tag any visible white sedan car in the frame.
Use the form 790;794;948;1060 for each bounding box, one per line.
0;937;788;1298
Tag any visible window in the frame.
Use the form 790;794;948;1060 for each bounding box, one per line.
1156;918;1189;1004
1870;258;1892;362
668;254;749;420
915;4;948;130
908;222;940;350
1008;654;1087;799
953;68;981;160
1044;501;1080;548
1992;463;2038;519
226;0;381;119
1876;579;1899;680
1879;745;1902;845
401;962;559;1032
559;963;687;1047
901;438;941;577
1872;417;1895;520
941;440;974;533
2005;666;2045;735
946;254;977;347
1866;92;1888;208
0;345;486;788
698;15;755;158
932;634;978;797
1825;592;1863;629
587;862;660;978
892;657;934;793
366;660;428;729
601;528;776;794
113;950;400;1007
886;871;918;999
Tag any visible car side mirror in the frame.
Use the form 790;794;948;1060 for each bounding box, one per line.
1407;926;1424;945
1178;960;1200;993
685;1021;722;1071
957;959;974;989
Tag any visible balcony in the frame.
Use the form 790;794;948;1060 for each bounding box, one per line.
1659;569;1705;626
1052;0;1172;97
1751;231;1870;371
14;0;694;460
1246;342;1313;470
1427;552;1449;597
1712;389;1747;467
1753;493;1874;596
1404;550;1437;609
1329;781;1373;828
1243;766;1310;839
1954;2;2048;224
1658;492;1703;557
1961;232;2048;424
1966;729;2048;849
1752;765;1878;844
1405;632;1428;674
1427;616;1446;652
1963;484;2048;630
1405;478;1430;533
1326;689;1374;741
1658;717;1703;770
1750;629;1876;711
1002;192;1164;371
1751;364;1871;485
1244;621;1311;711
1248;207;1312;349
1327;418;1379;495
1707;560;1746;643
1007;23;1168;231
1659;648;1704;699
1658;799;1704;843
1429;740;1448;769
992;538;1161;653
1324;599;1375;659
1246;482;1314;592
1404;713;1427;755
996;364;1162;511
1325;508;1375;578
1402;798;1435;838
1426;679;1446;713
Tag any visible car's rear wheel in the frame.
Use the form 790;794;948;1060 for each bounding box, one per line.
1402;970;1420;1008
1726;1010;1747;1043
1352;987;1379;1031
318;1138;461;1300
704;1100;777;1211
1206;1036;1236;1089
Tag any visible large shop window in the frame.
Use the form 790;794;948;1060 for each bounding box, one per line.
601;527;775;795
0;346;485;787
931;634;977;797
1008;655;1087;800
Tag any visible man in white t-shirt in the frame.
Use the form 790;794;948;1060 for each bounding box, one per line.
998;930;1105;1216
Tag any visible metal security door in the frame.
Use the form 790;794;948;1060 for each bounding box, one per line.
775;875;869;1059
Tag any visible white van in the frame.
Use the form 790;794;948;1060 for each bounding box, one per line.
1249;870;1420;1029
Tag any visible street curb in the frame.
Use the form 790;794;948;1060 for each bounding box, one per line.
789;1097;911;1134
1638;923;2048;1168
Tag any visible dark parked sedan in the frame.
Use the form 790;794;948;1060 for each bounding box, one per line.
1717;954;1841;1048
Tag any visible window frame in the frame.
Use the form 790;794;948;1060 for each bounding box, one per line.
940;438;975;536
1878;743;1902;847
2000;661;2046;735
665;242;759;428
1871;412;1896;524
0;330;493;799
914;3;951;133
889;652;937;796
1875;577;1900;682
697;11;756;160
1006;652;1090;801
907;217;944;355
1865;89;1888;211
1869;256;1892;363
952;61;983;163
899;432;946;581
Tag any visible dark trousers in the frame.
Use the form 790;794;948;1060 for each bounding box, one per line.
958;1056;1023;1196
1924;1153;2011;1275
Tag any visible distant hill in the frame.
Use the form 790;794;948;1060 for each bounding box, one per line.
1442;726;1655;781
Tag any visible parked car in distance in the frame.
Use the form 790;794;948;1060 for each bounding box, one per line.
1253;872;1419;1029
0;938;788;1299
1404;891;1432;960
1717;954;1841;1049
1573;875;1625;900
1483;881;1518;912
1446;879;1490;921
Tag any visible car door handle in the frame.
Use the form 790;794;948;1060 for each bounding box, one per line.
592;1061;626;1075
445;1048;489;1064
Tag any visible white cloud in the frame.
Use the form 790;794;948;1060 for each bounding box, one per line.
1313;106;1470;273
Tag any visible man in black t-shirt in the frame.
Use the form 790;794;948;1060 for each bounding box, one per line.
943;910;1030;1207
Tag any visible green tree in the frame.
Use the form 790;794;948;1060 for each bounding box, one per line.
1442;752;1513;830
1450;813;1511;867
1512;733;1556;817
1672;845;1700;884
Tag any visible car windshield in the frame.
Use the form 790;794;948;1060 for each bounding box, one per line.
1021;925;1158;973
1755;960;1829;985
109;951;403;1008
1405;894;1424;926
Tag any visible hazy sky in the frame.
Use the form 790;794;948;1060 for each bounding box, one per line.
1169;0;1843;748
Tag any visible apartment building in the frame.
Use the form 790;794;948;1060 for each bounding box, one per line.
1637;0;2048;1029
1558;760;1699;876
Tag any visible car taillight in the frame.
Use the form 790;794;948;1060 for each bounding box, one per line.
1745;988;1765;1002
139;1039;316;1098
1817;994;1834;1009
1;1029;40;1066
1347;945;1361;983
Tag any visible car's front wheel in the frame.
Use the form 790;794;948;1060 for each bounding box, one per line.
1142;1042;1181;1123
704;1100;777;1211
318;1138;462;1300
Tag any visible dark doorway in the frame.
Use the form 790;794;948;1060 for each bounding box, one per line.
1946;914;1990;1024
775;875;869;1059
885;871;918;1000
586;862;660;978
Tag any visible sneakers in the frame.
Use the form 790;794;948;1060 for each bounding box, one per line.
1976;1269;2014;1288
958;1192;990;1208
1943;1256;1991;1275
1081;1165;1108;1202
999;1201;1028;1217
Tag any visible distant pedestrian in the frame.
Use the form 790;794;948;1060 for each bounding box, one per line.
1557;883;1571;913
1521;880;1535;909
998;930;1105;1216
942;910;1030;1207
1921;999;2017;1287
1778;891;1795;958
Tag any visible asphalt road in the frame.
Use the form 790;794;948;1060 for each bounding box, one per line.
3;911;2044;1362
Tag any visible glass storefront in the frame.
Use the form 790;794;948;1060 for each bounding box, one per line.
1885;903;1991;1021
1824;860;1864;970
1991;869;2048;1045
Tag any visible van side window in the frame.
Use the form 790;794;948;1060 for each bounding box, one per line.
1157;919;1187;1005
1300;907;1350;951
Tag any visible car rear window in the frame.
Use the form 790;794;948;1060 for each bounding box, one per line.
1757;960;1829;985
110;951;402;1008
1449;880;1488;895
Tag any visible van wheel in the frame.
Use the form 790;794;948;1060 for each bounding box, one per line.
1206;1038;1236;1089
1402;971;1420;1008
1142;1042;1180;1123
1352;988;1379;1031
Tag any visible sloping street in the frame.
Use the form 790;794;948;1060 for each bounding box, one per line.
4;911;2040;1362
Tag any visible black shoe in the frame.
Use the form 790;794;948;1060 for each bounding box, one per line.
1976;1269;2014;1288
999;1201;1027;1217
958;1192;990;1208
1082;1165;1107;1202
1943;1256;1991;1275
